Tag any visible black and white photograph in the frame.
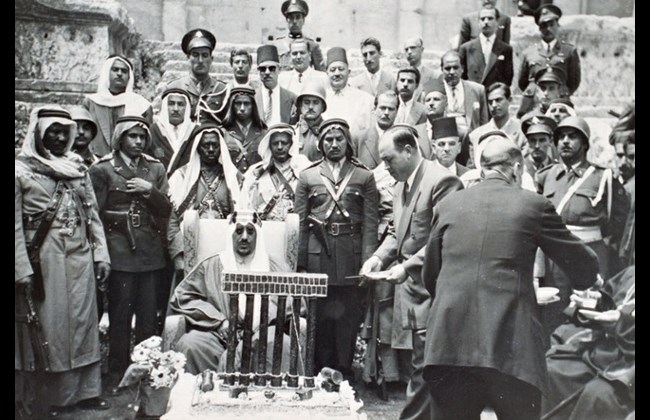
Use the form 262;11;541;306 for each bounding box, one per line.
15;0;634;418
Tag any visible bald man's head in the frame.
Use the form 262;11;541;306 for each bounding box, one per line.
480;136;522;169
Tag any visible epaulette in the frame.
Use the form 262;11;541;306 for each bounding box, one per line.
350;157;371;171
96;153;114;163
141;153;161;163
305;158;324;169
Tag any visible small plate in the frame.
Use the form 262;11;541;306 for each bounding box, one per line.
537;294;561;305
363;271;391;281
536;287;560;303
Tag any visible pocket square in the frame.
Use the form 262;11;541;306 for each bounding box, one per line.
497;55;505;60
473;101;480;110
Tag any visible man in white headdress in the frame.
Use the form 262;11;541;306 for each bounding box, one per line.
146;88;196;171
167;124;243;276
169;210;298;374
240;123;311;221
82;55;153;157
16;106;111;416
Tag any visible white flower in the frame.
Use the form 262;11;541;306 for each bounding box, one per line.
151;366;174;389
172;353;186;372
138;335;163;349
131;347;151;363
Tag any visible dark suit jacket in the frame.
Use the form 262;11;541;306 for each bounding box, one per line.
459;37;513;88
255;86;297;125
421;174;599;393
457;10;511;49
374;160;463;332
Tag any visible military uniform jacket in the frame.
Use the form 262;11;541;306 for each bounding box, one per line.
295;159;379;285
89;153;172;272
222;123;268;173
374;160;463;332
165;75;229;123
294;117;323;162
537;159;629;243
273;34;325;72
518;40;581;95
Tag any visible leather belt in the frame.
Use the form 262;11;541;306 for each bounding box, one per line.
23;215;80;230
325;222;362;237
566;225;602;243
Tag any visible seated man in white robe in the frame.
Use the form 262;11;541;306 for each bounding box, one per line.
169;210;302;374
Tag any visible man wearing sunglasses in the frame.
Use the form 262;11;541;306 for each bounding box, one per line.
254;45;297;126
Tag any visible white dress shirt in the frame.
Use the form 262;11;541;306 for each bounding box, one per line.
479;33;495;63
262;86;282;126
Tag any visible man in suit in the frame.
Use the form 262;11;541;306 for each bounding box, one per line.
459;5;513;89
430;117;470;177
361;125;463;420
146;88;196;171
395;68;428;126
222;86;269;173
468;82;526;168
402;37;438;103
440;50;489;166
457;0;511;49
322;47;374;131
421;135;599;419
518;4;581;96
272;0;325;72
295;118;379;382
255;44;297;126
89;116;172;380
350;37;396;97
352;91;400;169
278;38;329;96
415;82;447;160
165;29;229;124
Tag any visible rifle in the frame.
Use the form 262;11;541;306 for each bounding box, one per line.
306;215;331;256
15;285;51;372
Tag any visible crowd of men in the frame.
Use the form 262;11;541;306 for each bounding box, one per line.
16;0;634;419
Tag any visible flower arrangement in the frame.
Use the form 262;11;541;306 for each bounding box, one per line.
118;336;186;389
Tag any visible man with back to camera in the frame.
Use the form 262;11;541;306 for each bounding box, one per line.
421;134;599;419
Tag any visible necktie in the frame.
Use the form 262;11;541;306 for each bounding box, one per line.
403;182;410;203
546;43;552;55
332;162;340;181
265;89;273;123
129;161;137;171
450;87;458;113
298;72;302;83
241;125;249;137
484;38;492;63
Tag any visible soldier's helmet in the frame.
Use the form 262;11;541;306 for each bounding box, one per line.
554;116;591;146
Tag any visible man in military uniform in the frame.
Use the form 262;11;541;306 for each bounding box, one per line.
294;81;327;162
221;86;268;173
240;124;311;221
518;4;581;97
165;29;229;124
70;106;101;166
88;116;172;380
520;112;557;182
294;118;379;381
272;0;325;72
517;65;566;119
536;116;629;334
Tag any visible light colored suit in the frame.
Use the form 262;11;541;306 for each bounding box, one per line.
395;100;428;126
374;159;463;420
350;68;396;97
414;65;439;103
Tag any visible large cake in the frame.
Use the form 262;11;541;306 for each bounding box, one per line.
163;372;365;419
